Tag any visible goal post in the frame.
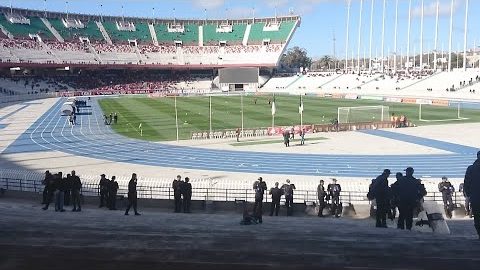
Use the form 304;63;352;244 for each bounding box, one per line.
337;105;390;124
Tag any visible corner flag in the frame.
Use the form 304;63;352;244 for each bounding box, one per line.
271;94;276;116
299;95;304;114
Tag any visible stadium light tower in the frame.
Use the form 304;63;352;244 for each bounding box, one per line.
448;0;454;72
368;0;374;73
357;0;364;73
406;0;412;74
381;0;386;72
345;0;352;73
434;0;439;71
463;0;469;71
393;0;398;74
65;1;69;20
420;0;424;70
44;0;47;17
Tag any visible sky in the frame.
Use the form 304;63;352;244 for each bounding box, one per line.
3;0;479;59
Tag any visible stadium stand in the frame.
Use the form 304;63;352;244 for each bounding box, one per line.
203;23;246;45
0;15;53;40
48;18;104;42
248;20;296;44
154;23;199;45
102;21;152;43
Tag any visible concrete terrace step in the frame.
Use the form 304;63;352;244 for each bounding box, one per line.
0;198;478;270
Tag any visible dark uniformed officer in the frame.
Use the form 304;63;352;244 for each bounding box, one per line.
463;151;480;239
98;174;109;208
42;175;57;210
391;167;426;230
438;176;455;217
172;175;182;213
327;178;342;217
269;182;283;216
64;173;72;206
369;169;391;227
71;170;82;212
317;179;327;217
182;177;192;213
42;170;53;204
108;176;119;210
282;179;296;216
125;173;140;216
253;177;267;223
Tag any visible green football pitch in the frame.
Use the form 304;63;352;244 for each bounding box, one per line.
98;95;480;141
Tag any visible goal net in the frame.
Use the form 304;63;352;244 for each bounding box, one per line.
337;105;390;124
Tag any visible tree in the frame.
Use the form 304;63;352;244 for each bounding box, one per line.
319;55;333;69
280;46;312;69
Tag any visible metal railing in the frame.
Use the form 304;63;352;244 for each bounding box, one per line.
0;177;467;205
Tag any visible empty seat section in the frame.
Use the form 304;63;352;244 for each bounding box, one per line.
203;23;246;45
155;24;198;45
102;21;151;43
0;16;53;40
48;19;103;41
248;21;295;44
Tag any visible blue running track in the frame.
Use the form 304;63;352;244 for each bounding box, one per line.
3;98;478;178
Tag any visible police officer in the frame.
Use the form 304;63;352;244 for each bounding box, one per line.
42;174;57;211
391;167;426;230
269;182;283;216
253;177;267;223
438;176;455;218
109;176;119;210
182;177;192;213
71;170;82;212
64;173;72;206
98;174;109;208
125;173;140;216
317;179;327;217
172;175;182;213
42;170;52;204
369;169;391;228
327;178;342;218
463;151;480;239
281;179;296;216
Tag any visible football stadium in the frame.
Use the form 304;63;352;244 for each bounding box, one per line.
1;0;480;269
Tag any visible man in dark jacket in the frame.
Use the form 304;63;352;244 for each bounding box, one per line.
327;178;342;217
253;177;267;223
64;173;72;206
269;182;283;216
182;177;192;213
98;174;109;208
172;175;182;213
438;176;455;217
42;171;52;204
282;179;296;216
108;176;119;210
370;169;391;228
71;170;82;212
42;174;57;210
125;173;140;216
391;167;426;230
317;180;327;217
464;151;480;239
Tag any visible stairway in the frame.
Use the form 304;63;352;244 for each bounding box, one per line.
148;23;158;46
242;24;251;46
0;24;13;39
198;25;204;47
40;18;64;42
96;21;113;45
87;42;103;64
